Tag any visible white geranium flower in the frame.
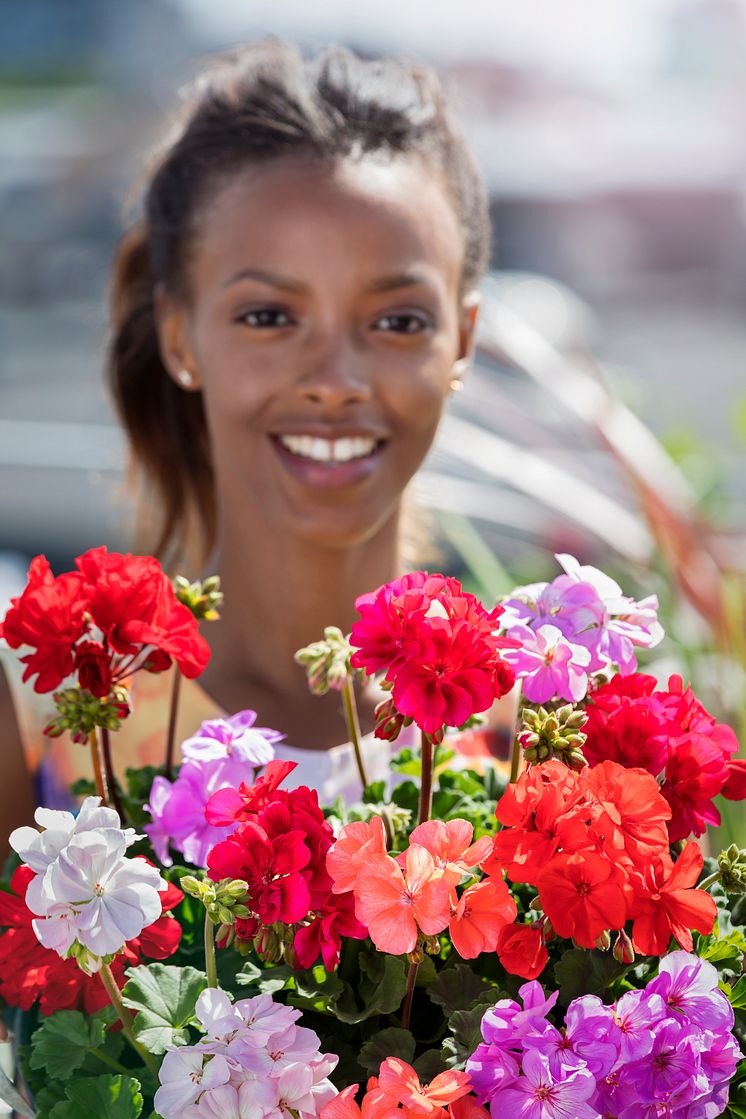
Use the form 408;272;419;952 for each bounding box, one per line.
189;1080;279;1119
10;796;140;875
36;829;164;956
154;1049;231;1118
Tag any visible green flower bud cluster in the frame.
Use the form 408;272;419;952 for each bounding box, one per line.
173;574;224;621
520;703;588;770
66;940;114;976
181;875;252;925
716;844;746;894
295;627;356;696
44;685;130;744
377;803;412;847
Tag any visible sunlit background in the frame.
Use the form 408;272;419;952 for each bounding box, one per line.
2;0;746;819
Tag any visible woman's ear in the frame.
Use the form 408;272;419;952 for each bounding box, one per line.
153;283;202;391
452;291;481;386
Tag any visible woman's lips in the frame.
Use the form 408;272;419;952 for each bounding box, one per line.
270;435;386;489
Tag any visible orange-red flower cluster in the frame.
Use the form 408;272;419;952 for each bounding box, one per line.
349;573;516;738
0;547;210;699
328;818;516;959
320;1058;486;1119
584;673;746;842
484;760;717;958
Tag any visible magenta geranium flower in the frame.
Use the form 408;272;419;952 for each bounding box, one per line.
207;821;312;925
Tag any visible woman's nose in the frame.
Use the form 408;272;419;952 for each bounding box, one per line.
296;335;372;409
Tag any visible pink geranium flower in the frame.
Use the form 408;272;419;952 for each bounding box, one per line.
449;880;517;959
406;820;492;887
354;847;451;956
326;818;388;895
502;624;592;704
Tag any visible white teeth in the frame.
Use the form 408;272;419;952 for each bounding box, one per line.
278;435;378;463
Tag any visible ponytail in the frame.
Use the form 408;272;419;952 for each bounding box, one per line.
107;224;215;569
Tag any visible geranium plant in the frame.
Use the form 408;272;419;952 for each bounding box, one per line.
1;550;745;1119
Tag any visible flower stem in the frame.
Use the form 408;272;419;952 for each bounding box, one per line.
100;727;125;821
342;675;369;790
99;963;158;1076
164;668;183;779
698;871;721;891
204;914;218;988
401;959;419;1030
509;689;524;784
89;732;109;805
418;731;434;824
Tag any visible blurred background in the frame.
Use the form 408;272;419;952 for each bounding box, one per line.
2;0;746;823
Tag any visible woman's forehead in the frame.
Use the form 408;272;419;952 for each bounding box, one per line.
189;153;465;296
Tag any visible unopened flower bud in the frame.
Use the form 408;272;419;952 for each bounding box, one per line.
595;930;611;952
424;935;441;955
519;702;588;769
373;697;407;743
613;929;635;965
174;574;224;621
295;627;355;696
529;895;544;913
407;945;425;965
716;844;746;893
44;684;131;742
541;916;555;944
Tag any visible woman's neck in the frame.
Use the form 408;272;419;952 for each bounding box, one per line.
197;513;401;742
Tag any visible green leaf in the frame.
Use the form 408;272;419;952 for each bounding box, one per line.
332;951;408;1024
554;949;625;1006
428;963;494;1015
725;975;746;1011
29;1010;111;1081
289;966;345;1015
695;923;746;973
358;1028;416;1075
362;781;387;804
48;1075;142;1119
121;963;207;1054
235;962;295;995
413;1049;449;1080
444;1005;488;1067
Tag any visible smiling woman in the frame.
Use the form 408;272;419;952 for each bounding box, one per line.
1;39;493;821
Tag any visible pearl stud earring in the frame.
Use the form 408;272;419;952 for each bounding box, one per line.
177;369;194;388
449;377;464;393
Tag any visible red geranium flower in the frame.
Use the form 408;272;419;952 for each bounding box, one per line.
0;865;183;1014
205;760;298;826
74;640;114;698
0;556;88;693
660;735;729;842
537;850;628;949
495;922;548;981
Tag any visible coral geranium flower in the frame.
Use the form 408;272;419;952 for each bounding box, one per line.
407;820;493;887
326;817;388;894
377;1058;472;1117
354;847;451;956
449;880;517;959
630;841;717;956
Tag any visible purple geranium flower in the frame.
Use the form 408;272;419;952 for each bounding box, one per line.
608;988;667;1065
491;1049;598;1119
646;951;734;1033
181;709;282;767
626;1017;706;1108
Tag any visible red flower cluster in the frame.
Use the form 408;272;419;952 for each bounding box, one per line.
0;547;210;697
584;673;746;841
350;572;516;738
485;759;716;960
205;761;367;970
0;864;183;1015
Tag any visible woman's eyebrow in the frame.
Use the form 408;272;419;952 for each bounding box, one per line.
222;267;435;294
222;267;308;292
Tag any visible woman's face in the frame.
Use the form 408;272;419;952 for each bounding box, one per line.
158;153;478;551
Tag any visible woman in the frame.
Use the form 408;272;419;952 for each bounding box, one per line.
0;40;493;832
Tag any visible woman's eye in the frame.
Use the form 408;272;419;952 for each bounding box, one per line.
238;308;293;328
373;312;431;335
